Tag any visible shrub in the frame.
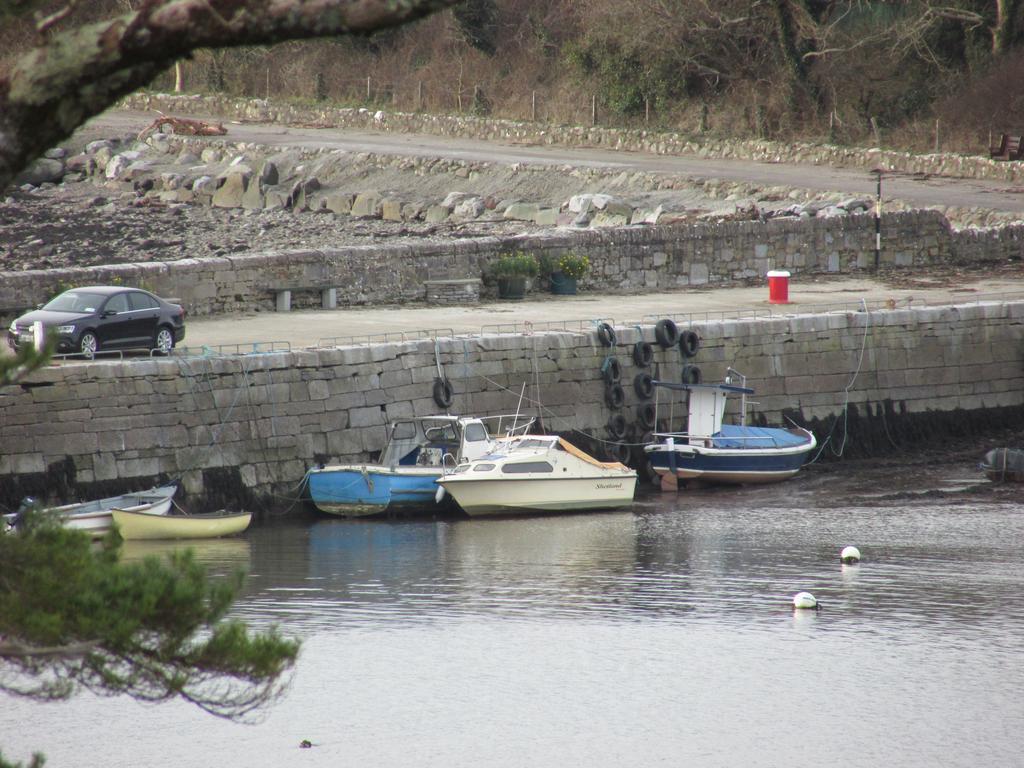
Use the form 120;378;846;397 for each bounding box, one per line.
557;252;590;279
488;250;539;278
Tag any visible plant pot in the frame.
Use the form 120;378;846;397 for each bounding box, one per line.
497;276;527;300
549;272;578;295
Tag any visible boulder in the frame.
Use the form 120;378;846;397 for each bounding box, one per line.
453;197;485;219
442;191;473;209
242;177;265;210
503;202;540;221
212;173;247;208
351;191;383;218
43;148;67;160
324;193;355;214
591;211;630;227
85;140;114;155
260;161;280;186
424;204;450;223
16;158;65;186
533;208;559;225
200;148;222;164
104;154;131;180
381;198;404;221
192;175;218;195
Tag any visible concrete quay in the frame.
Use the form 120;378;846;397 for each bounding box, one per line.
2;274;1023;511
180;274;1024;350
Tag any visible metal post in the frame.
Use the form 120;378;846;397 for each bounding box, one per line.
417;81;423;111
591;94;597;126
531;90;536;121
366;76;371;102
874;169;882;269
934;118;940;153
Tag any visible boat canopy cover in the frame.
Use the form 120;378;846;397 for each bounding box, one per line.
712;424;810;449
652;380;755;395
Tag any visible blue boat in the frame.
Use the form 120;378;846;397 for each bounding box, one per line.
307;415;499;517
644;372;816;490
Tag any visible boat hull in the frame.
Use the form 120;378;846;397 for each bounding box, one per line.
307;466;448;517
645;442;815;485
439;475;637;517
112;509;251;540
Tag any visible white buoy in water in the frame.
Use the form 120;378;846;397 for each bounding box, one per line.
840;545;861;564
792;591;819;610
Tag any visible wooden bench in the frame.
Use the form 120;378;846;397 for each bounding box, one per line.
990;133;1024;160
272;287;337;312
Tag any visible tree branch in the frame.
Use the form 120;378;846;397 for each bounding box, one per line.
0;0;463;190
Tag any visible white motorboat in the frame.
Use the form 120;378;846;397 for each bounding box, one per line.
437;434;637;517
3;485;178;536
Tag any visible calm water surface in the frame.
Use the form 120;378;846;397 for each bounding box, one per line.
5;458;1024;767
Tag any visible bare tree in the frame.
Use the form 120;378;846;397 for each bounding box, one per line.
0;0;462;190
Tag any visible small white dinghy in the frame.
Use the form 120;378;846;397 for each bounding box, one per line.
2;485;178;537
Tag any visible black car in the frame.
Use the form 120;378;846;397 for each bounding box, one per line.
7;286;186;358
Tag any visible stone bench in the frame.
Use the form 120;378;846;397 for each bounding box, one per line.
424;278;481;306
271;287;337;312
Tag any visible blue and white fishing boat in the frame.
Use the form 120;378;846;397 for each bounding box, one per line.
644;370;816;489
307;415;526;517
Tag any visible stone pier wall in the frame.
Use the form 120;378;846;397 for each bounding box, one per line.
3;210;1021;320
2;300;1022;511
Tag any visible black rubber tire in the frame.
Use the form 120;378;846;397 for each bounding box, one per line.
681;364;702;385
632;341;654;367
633;372;654;400
679;329;701;358
606;413;628;440
609;442;632;465
637;401;657;430
597;322;617;347
605;382;625;410
654;319;679;349
602;357;622;385
432;377;454;409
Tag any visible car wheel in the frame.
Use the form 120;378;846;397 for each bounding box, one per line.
79;331;98;359
154;326;174;356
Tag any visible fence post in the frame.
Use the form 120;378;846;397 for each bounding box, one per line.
531;90;536;121
870;116;881;145
417;81;423;111
645;97;649;125
366;76;371;102
591;94;597;126
266;67;270;100
934;118;940;153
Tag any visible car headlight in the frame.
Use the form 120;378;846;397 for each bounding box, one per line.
7;321;14;333
57;325;76;334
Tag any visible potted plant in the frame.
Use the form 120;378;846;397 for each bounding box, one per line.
488;251;539;300
549;252;589;295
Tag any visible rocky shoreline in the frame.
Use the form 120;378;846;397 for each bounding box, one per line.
1;118;893;275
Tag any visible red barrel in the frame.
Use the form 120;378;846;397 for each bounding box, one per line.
767;270;790;304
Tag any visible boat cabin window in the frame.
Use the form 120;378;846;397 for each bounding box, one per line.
391;421;417;440
424;422;458;443
464;423;489;443
512;439;551;450
472;463;496;472
502;461;554;474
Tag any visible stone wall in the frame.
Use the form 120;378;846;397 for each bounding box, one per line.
4;210;1019;320
2;300;1022;511
123;93;1024;186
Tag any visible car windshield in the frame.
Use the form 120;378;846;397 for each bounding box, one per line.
42;292;105;313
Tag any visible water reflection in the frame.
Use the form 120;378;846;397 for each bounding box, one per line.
6;457;1024;768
